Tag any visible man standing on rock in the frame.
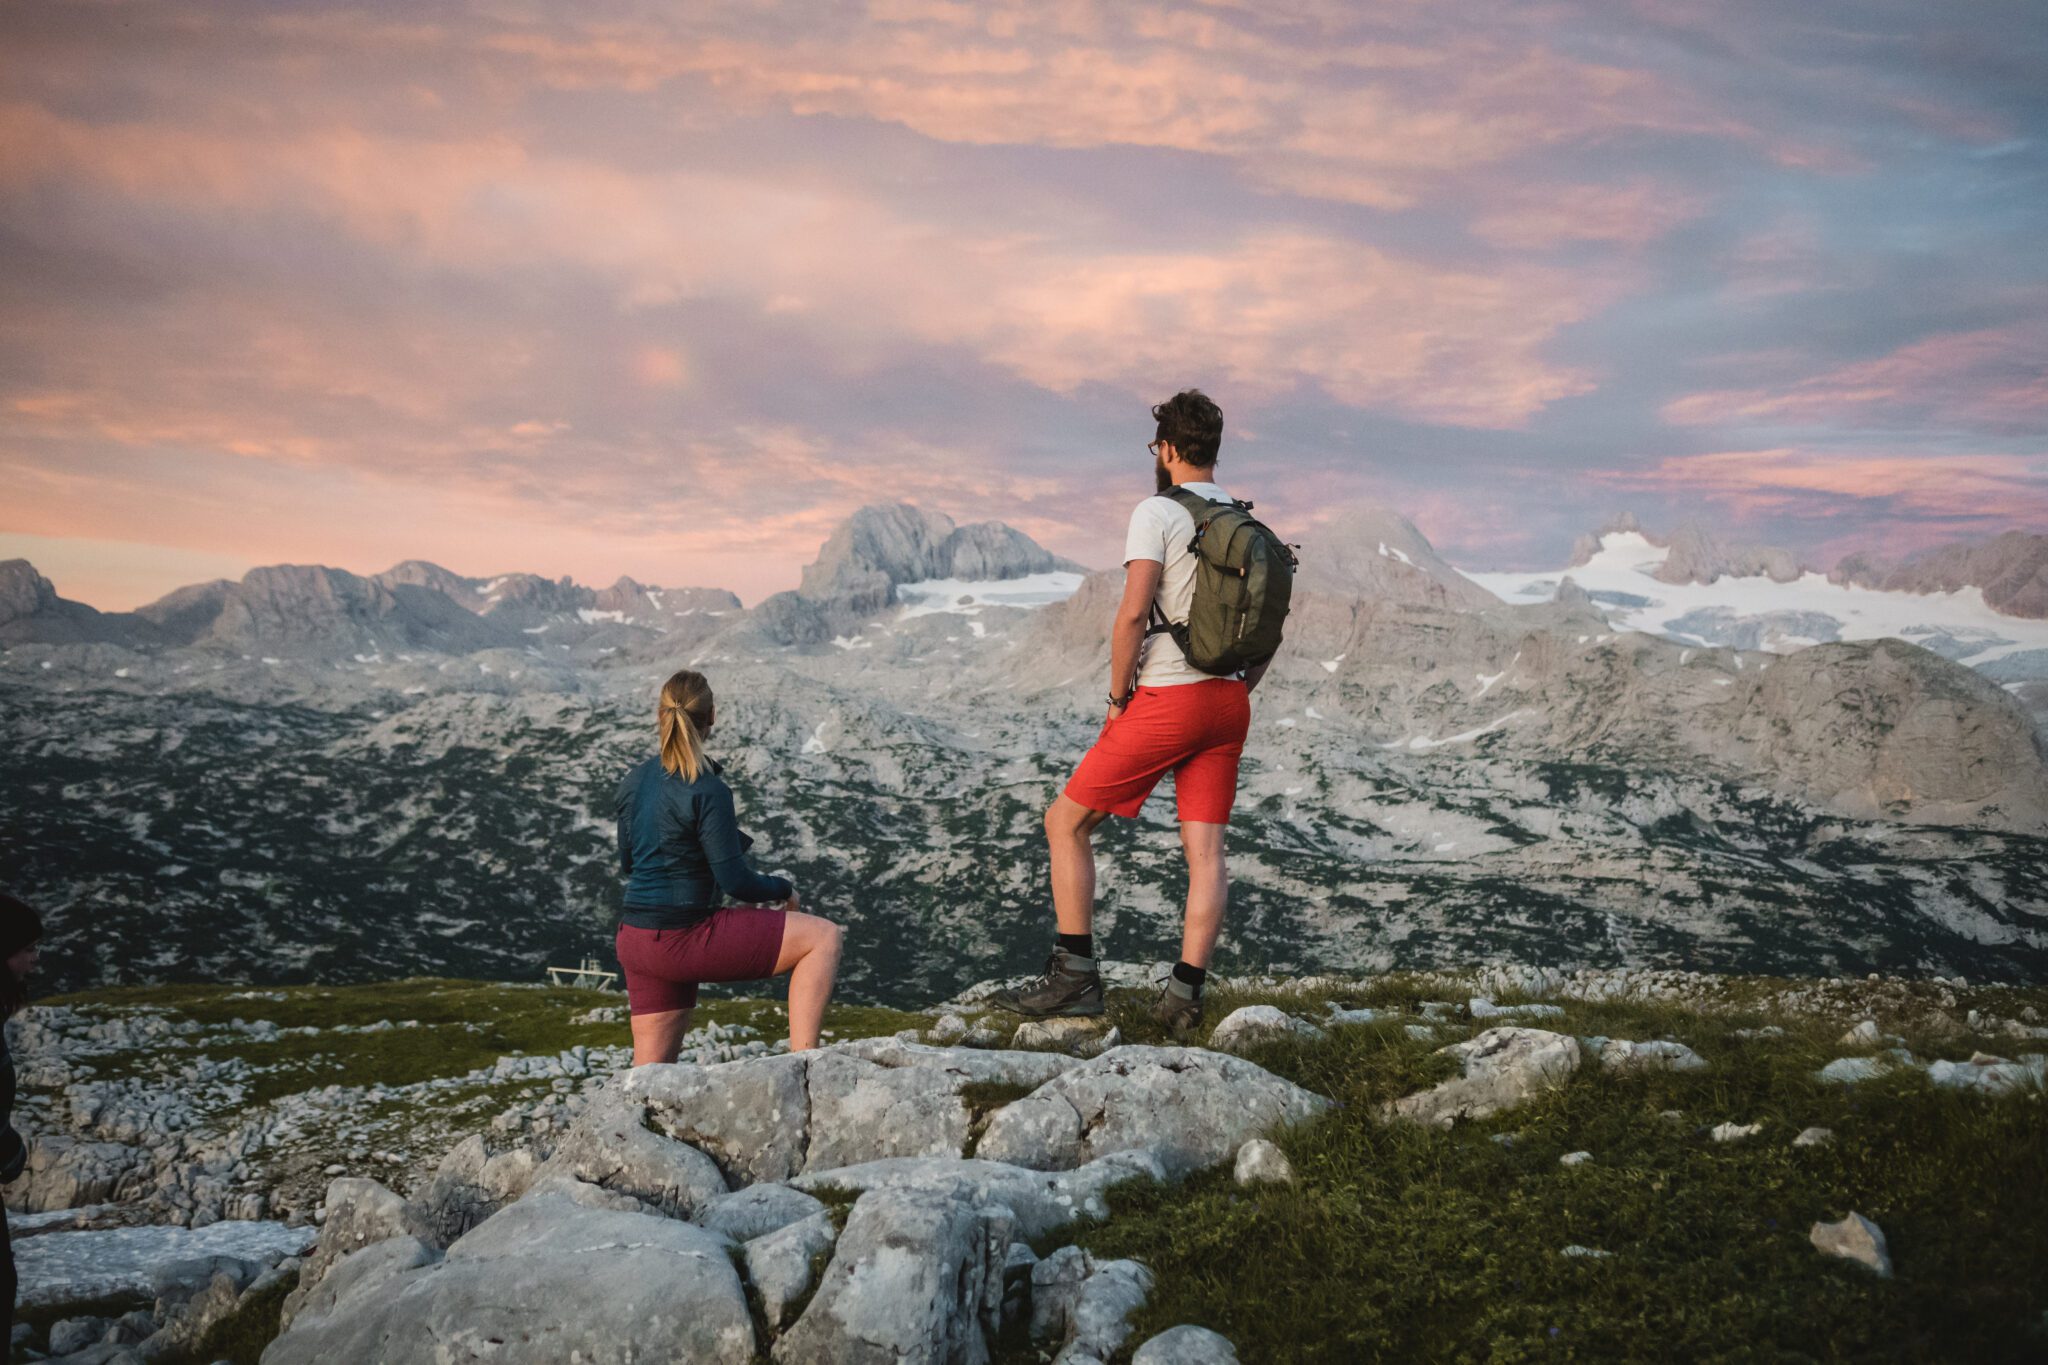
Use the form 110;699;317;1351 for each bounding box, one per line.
995;390;1271;1035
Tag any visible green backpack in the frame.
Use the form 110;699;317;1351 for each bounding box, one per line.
1146;486;1299;675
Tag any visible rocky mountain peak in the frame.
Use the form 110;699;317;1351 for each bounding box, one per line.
1553;575;1593;608
754;502;1085;644
1649;523;1803;586
1290;504;1498;611
1567;512;1653;567
798;503;1082;604
374;560;477;600
0;558;60;626
1832;531;2048;619
0;558;148;646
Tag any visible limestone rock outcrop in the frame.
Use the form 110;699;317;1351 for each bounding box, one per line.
1383;1027;1582;1127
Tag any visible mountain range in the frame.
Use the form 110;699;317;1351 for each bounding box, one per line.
3;502;2045;1000
1561;513;2048;617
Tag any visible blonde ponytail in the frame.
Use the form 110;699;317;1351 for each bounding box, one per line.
657;669;715;781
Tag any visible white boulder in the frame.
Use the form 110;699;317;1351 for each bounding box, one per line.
1133;1324;1241;1364
1207;1006;1326;1054
1382;1028;1582;1128
1232;1139;1295;1186
1810;1211;1891;1277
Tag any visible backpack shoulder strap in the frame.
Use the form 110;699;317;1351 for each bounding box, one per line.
1160;485;1236;517
1145;486;1238;636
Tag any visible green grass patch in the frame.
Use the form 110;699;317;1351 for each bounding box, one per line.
1047;992;2048;1362
37;979;930;1108
40;977;615;1030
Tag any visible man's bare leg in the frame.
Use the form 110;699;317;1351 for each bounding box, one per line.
1046;793;1113;935
629;1007;694;1066
991;796;1113;1017
1177;819;1229;967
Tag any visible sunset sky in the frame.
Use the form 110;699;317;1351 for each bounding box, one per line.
3;0;2045;610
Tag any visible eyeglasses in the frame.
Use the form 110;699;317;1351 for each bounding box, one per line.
1147;439;1164;457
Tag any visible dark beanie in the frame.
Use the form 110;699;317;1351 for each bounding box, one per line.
0;892;42;958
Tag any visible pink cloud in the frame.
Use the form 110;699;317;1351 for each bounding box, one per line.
473;4;1745;211
1589;448;2048;525
1664;320;2048;436
0;97;1613;429
1469;178;1709;250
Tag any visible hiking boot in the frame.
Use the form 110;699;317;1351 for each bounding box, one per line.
991;949;1104;1017
1150;976;1204;1036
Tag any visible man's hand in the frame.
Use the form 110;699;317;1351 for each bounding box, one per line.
782;889;801;914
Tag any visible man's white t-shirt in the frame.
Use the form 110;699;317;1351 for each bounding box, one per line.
1124;480;1238;688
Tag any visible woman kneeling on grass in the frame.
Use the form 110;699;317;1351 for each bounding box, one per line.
614;669;842;1063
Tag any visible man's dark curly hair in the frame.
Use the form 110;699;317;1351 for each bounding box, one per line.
1152;389;1223;468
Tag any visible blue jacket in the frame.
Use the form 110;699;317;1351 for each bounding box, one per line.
614;756;793;929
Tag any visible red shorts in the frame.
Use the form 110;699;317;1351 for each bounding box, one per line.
1063;679;1251;824
615;909;789;1015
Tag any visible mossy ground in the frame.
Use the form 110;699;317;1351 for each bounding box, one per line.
40;978;925;1106
1015;981;2048;1364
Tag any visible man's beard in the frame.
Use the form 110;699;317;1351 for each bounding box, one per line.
1155;455;1171;494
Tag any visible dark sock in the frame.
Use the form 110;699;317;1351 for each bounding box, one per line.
1056;933;1095;961
1172;961;1207;994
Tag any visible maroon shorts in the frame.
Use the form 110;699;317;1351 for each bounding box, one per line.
615;909;789;1015
1063;678;1251;824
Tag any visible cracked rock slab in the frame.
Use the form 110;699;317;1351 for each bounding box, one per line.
803;1053;977;1173
1061;1257;1153;1363
281;1234;439;1334
790;1152;1165;1242
696;1182;827;1243
531;1088;731;1219
415;1134;544;1244
745;1209;839;1329
976;1046;1332;1178
772;1188;1012;1365
834;1037;1082;1089
621;1055;812;1186
282;1177;435;1321
264;1192;756;1365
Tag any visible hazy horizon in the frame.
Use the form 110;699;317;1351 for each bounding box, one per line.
11;497;2040;618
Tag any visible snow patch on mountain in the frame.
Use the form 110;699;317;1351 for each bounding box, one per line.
1464;532;2048;677
894;571;1086;619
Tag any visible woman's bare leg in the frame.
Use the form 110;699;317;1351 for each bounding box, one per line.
772;912;844;1051
629;1007;694;1066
